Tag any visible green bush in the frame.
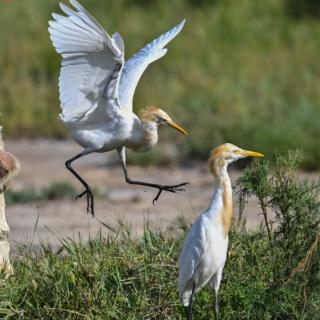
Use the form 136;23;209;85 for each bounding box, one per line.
5;181;77;205
45;181;77;200
236;150;320;318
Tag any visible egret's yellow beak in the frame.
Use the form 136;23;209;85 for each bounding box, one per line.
167;120;188;136
240;150;264;158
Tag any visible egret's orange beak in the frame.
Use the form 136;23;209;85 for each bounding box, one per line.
166;120;188;136
240;150;264;158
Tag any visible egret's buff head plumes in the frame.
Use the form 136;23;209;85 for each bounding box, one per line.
209;143;263;176
139;106;187;135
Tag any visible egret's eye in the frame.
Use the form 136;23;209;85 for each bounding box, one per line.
158;117;167;124
233;150;239;154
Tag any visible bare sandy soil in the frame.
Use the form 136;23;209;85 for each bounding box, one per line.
4;140;303;247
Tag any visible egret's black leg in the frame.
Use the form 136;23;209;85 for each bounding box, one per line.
187;283;196;320
65;152;94;216
118;148;189;204
214;290;219;320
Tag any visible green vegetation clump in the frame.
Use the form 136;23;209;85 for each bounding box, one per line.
1;1;320;168
5;181;77;206
0;151;318;319
236;150;320;318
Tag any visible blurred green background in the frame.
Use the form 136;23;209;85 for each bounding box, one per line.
1;0;320;168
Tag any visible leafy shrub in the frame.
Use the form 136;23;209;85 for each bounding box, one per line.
236;150;320;318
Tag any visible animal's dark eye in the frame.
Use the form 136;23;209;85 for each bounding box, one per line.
158;117;166;124
233;150;239;154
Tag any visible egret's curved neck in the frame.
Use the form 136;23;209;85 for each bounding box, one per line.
208;159;233;237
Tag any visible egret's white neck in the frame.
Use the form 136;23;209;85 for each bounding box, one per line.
132;120;158;152
207;159;233;237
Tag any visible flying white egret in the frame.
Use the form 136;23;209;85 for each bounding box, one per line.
48;0;188;215
178;143;263;320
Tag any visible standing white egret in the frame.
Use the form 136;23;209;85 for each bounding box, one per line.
48;0;188;216
178;143;263;320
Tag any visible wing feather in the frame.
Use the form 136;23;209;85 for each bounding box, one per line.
178;214;208;306
118;20;185;111
48;0;125;123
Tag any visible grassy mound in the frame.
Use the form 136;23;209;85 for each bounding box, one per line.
0;151;319;319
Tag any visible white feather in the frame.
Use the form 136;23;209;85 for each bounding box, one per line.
48;0;124;123
178;184;229;307
119;19;185;111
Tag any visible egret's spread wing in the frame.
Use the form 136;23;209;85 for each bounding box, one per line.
119;20;185;112
48;0;125;123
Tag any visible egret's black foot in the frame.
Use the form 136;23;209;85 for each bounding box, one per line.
152;182;189;204
75;188;95;216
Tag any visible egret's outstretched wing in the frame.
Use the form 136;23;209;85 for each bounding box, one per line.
119;20;185;112
48;0;124;123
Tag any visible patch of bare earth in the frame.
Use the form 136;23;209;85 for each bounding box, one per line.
5;140;305;246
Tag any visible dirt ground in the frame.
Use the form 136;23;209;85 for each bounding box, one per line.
4;140;279;247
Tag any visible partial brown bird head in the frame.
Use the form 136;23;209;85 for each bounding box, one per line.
0;151;20;193
0;127;20;193
209;143;264;176
139;106;187;136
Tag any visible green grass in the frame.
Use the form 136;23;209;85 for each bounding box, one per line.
1;0;320;168
0;227;317;319
0;151;319;319
4;181;77;206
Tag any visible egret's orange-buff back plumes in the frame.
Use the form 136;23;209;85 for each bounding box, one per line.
179;143;263;320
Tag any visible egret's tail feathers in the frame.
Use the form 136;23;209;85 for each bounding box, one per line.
179;281;193;307
180;290;192;307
